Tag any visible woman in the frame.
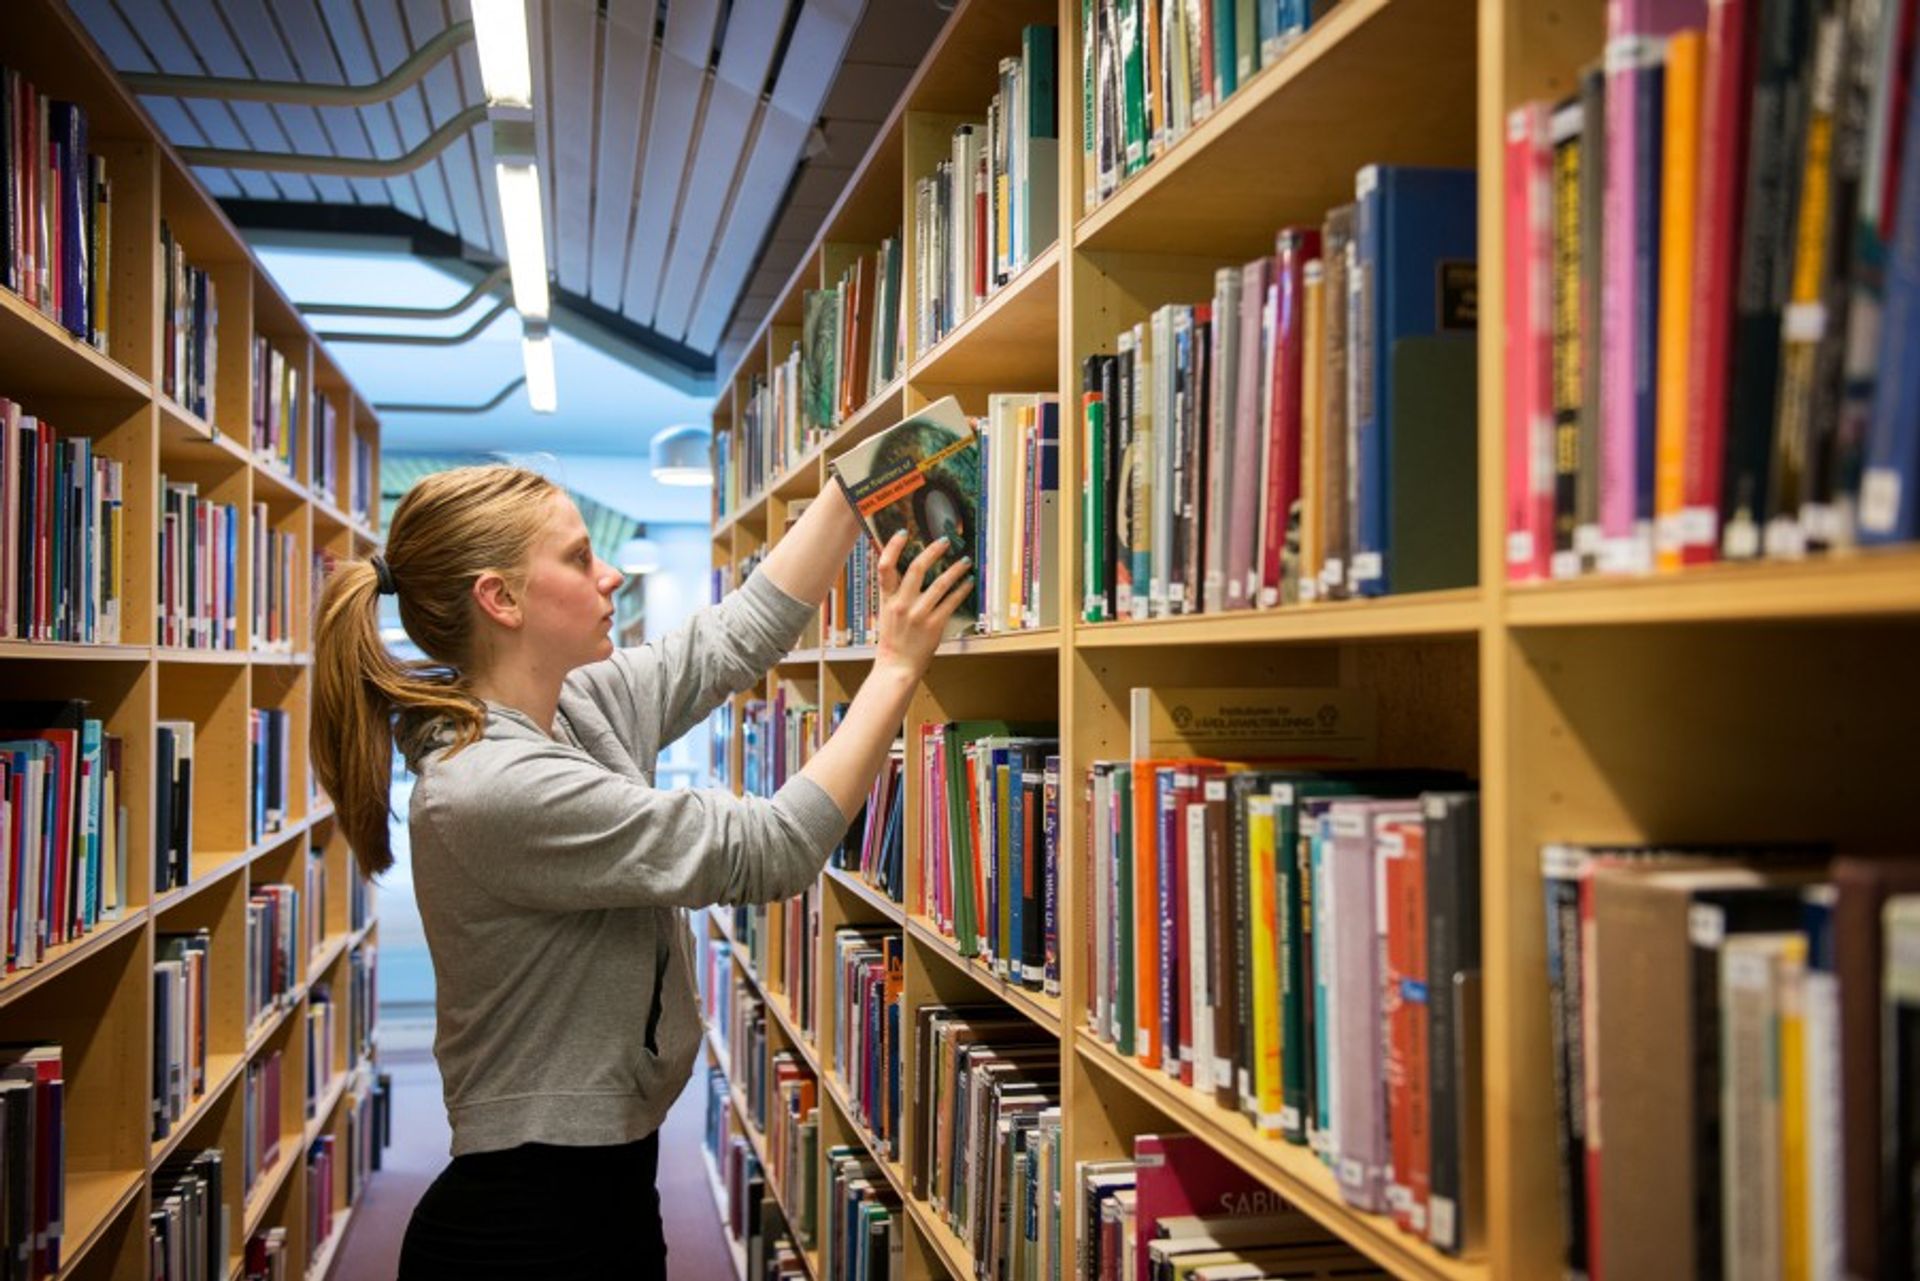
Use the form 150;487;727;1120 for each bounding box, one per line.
311;464;971;1279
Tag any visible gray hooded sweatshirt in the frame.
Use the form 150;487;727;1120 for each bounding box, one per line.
405;570;851;1156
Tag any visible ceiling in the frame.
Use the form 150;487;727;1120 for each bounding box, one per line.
67;0;949;381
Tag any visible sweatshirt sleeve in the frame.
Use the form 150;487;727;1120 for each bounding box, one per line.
612;570;817;750
417;740;851;912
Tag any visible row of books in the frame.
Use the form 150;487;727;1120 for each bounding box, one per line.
239;1226;288;1281
830;927;903;1160
160;221;215;422
824;513;878;647
346;850;369;933
704;1078;809;1281
310;392;338;507
240;1049;283;1195
727;882;821;1045
154;719;194;893
153;929;210;1142
913;24;1059;357
763;1051;820;1251
2;72;108;348
810;238;906;431
304;1133;336;1265
247;707;291;845
1077;1133;1370;1281
729;985;769;1126
151;1148;225;1281
1543;849;1920;1281
250;338;299;480
832;738;904;905
347;432;374;527
912;1005;1059;1278
160;477;238;650
1082;168;1476;619
1504;0;1920;579
916;723;1060;990
824;1147;902;1281
0;1043;65;1281
3;403;126;643
304;983;336;1119
2;699;128;971
1084;1;1331;215
342;1065;391;1210
251;509;296;654
305;845;326;963
245;883;298;1031
347;944;375;1062
699;922;735;1050
742;689;821;801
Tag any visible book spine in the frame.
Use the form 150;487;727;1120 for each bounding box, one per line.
1655;30;1706;573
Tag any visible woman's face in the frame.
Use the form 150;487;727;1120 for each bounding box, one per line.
520;493;624;670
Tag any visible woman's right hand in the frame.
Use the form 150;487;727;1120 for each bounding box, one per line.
873;530;973;679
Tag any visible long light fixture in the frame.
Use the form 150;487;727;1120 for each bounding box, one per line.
522;322;557;413
494;159;551;322
469;0;533;107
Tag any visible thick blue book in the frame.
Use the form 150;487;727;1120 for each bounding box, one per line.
1859;22;1920;544
1350;166;1479;596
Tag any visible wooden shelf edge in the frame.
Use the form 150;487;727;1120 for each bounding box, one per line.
816;1066;909;1204
303;1072;350;1149
702;1147;751;1281
721;1080;821;1281
906;242;1061;384
150;1051;248;1170
903;917;1063;1035
1504;546;1920;627
727;944;823;1076
0;640;151;662
0;286;152;400
52;1168;145;1281
1074;589;1485;648
152;853;251;917
1075;1038;1487;1281
822;865;906;924
0;910;146;1011
306;1205;355;1281
241;1137;302;1241
902;1191;974;1281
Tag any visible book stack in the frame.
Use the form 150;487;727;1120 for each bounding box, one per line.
721;1138;806;1281
699;920;734;1048
152;1149;226;1281
2;76;110;348
1083;685;1483;1254
1541;848;1920;1281
804;235;906;433
344;1064;386;1208
713;428;733;525
912;1005;1058;1277
825;530;877;648
305;982;336;1117
250;507;295;654
916;722;1060;992
2;399;126;643
831;737;905;904
913;25;1059;356
729;883;820;1043
824;1148;902;1281
730;986;768;1116
153;929;210;1141
306;1134;336;1259
159;475;239;650
1083;1;1328;212
347;944;376;1065
0;1042;64;1279
154;719;194;893
765;1051;820;1250
831;927;903;1158
742;687;819;800
247;707;290;843
735;370;773;507
310;391;338;505
249;337;299;479
240;1226;288;1281
241;1050;283;1193
1076;1133;1364;1281
2;698;129;970
346;853;369;933
348;432;374;526
245;884;299;1032
159;221;215;419
305;844;326;957
1081;169;1478;620
1505;1;1920;575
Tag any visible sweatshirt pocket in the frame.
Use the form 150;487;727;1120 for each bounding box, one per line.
642;936;667;1055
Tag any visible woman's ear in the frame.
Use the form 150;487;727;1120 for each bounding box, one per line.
472;570;522;630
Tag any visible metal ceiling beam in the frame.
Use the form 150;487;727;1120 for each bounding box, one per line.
297;265;510;320
318;295;514;346
177;103;488;177
121;21;475;107
374;376;527;416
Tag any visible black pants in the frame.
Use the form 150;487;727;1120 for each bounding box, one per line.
397;1133;665;1280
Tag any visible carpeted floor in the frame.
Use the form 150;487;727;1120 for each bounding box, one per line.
331;1049;732;1279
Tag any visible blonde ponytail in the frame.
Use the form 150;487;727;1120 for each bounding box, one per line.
310;465;559;877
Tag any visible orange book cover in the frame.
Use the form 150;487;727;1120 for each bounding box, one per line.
1654;30;1704;572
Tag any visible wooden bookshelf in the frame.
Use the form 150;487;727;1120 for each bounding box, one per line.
0;3;386;1278
703;0;1920;1279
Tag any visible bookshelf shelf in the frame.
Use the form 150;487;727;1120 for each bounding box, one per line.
1075;1038;1486;1281
303;1073;349;1151
905;916;1063;1035
780;647;827;668
150;854;250;917
1503;547;1920;628
57;1169;145;1281
150;1051;247;1169
935;627;1062;657
306;1206;355;1281
0;285;149;401
0;911;147;1011
902;1194;976;1281
830;378;911;460
727;938;822;1076
725;1081;821;1281
909;244;1061;390
823;865;905;925
242;1140;300;1241
817;1066;908;1202
1071;0;1476;257
1075;589;1485;648
703;1146;752;1281
0;640;151;662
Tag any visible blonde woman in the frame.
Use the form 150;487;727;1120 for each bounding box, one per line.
311;465;970;1279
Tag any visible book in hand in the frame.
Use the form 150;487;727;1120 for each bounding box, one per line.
828;396;980;639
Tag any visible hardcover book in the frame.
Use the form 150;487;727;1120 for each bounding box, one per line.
829;396;981;639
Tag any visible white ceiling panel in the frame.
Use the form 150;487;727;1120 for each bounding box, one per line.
400;0;493;252
586;0;656;311
316;0;427;219
542;0;598;293
352;0;459;233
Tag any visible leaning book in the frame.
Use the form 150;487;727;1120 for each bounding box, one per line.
829;395;981;638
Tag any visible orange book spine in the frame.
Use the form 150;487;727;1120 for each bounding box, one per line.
1654;30;1705;572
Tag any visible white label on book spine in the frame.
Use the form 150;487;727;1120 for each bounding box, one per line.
1429;1196;1458;1249
1551;550;1582;579
1764;516;1807;560
1279;1104;1300;1133
1541;844;1588;879
1339;1157;1364;1188
1349;551;1382;584
1507;530;1535;564
1320;558;1344;591
1689;904;1727;947
1679;505;1719;548
1861;469;1900;532
1574;522;1604;556
1801;503;1838;545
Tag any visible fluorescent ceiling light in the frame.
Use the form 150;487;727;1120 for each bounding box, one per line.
650;423;713;487
523;325;557;413
617;536;661;575
471;0;533;107
496;161;551;321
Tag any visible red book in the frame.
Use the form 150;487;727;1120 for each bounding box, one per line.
1132;1132;1290;1280
1506;103;1555;582
1259;230;1320;605
1682;0;1756;565
1381;816;1416;1232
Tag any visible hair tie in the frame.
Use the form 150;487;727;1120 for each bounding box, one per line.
370;554;397;596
